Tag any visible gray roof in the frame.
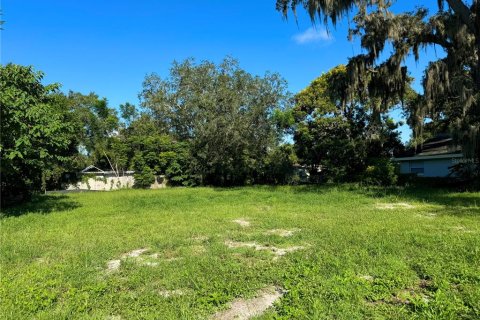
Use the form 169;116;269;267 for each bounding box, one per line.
396;135;462;159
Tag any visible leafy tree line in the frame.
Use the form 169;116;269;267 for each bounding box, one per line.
1;65;77;205
4;8;478;206
0;59;300;207
0;58;405;209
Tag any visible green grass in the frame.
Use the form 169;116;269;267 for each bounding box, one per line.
1;185;480;319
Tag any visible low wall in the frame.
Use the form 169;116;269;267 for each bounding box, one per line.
66;175;167;191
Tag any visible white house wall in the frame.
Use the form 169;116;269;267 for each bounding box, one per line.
67;176;135;191
398;158;457;177
66;175;168;191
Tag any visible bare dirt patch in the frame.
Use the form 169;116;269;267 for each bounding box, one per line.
139;261;159;267
158;289;187;298
232;218;251;227
106;259;121;273
35;257;47;264
122;248;149;258
225;240;305;258
358;275;374;282
211;286;284;320
264;229;300;237
451;226;474;233
106;248;153;272
191;235;209;242
191;245;207;255
107;248;171;273
415;212;437;219
376;202;414;210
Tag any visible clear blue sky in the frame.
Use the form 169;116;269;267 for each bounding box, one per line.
1;0;444;142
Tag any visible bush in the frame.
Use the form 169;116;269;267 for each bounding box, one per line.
449;163;480;189
1;64;76;207
362;158;398;186
261;145;297;185
133;166;155;188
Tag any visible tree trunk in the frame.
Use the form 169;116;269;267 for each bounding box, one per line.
475;1;480;93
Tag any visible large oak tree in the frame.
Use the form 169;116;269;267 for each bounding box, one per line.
139;57;290;186
277;0;480;168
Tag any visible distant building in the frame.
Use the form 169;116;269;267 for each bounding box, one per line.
394;135;463;177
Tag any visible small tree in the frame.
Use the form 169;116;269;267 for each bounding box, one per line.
0;64;76;206
133;166;155;189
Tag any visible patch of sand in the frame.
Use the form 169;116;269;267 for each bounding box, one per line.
191;245;207;255
191;235;209;242
140;261;159;267
264;229;300;237
106;248;150;272
211;286;284;320
451;226;473;233
232;218;251;227
122;248;150;259
158;289;186;298
376;202;414;210
358;275;374;281
164;257;183;262
225;240;305;257
106;259;121;273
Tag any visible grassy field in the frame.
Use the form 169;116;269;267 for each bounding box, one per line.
1;185;480;319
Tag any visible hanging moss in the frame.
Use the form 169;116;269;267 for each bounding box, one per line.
278;0;480;164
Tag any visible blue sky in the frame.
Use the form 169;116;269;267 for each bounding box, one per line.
1;0;444;142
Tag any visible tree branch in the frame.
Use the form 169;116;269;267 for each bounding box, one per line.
445;0;475;33
420;33;454;50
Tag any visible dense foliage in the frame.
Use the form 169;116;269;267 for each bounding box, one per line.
109;115;192;186
139;58;291;186
4;32;475;206
290;65;403;183
0;64;77;206
1;59;297;206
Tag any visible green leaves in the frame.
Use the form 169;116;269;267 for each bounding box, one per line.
0;64;77;206
139;57;291;186
291;65;403;183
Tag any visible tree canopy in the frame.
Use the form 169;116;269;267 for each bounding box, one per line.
140;57;291;186
291;64;403;183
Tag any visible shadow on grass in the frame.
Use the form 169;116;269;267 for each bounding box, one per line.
269;183;480;216
1;194;81;218
356;185;480;216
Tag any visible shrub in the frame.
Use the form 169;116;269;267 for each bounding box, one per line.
133;166;155;188
362;158;398;186
261;145;297;185
449;163;480;189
